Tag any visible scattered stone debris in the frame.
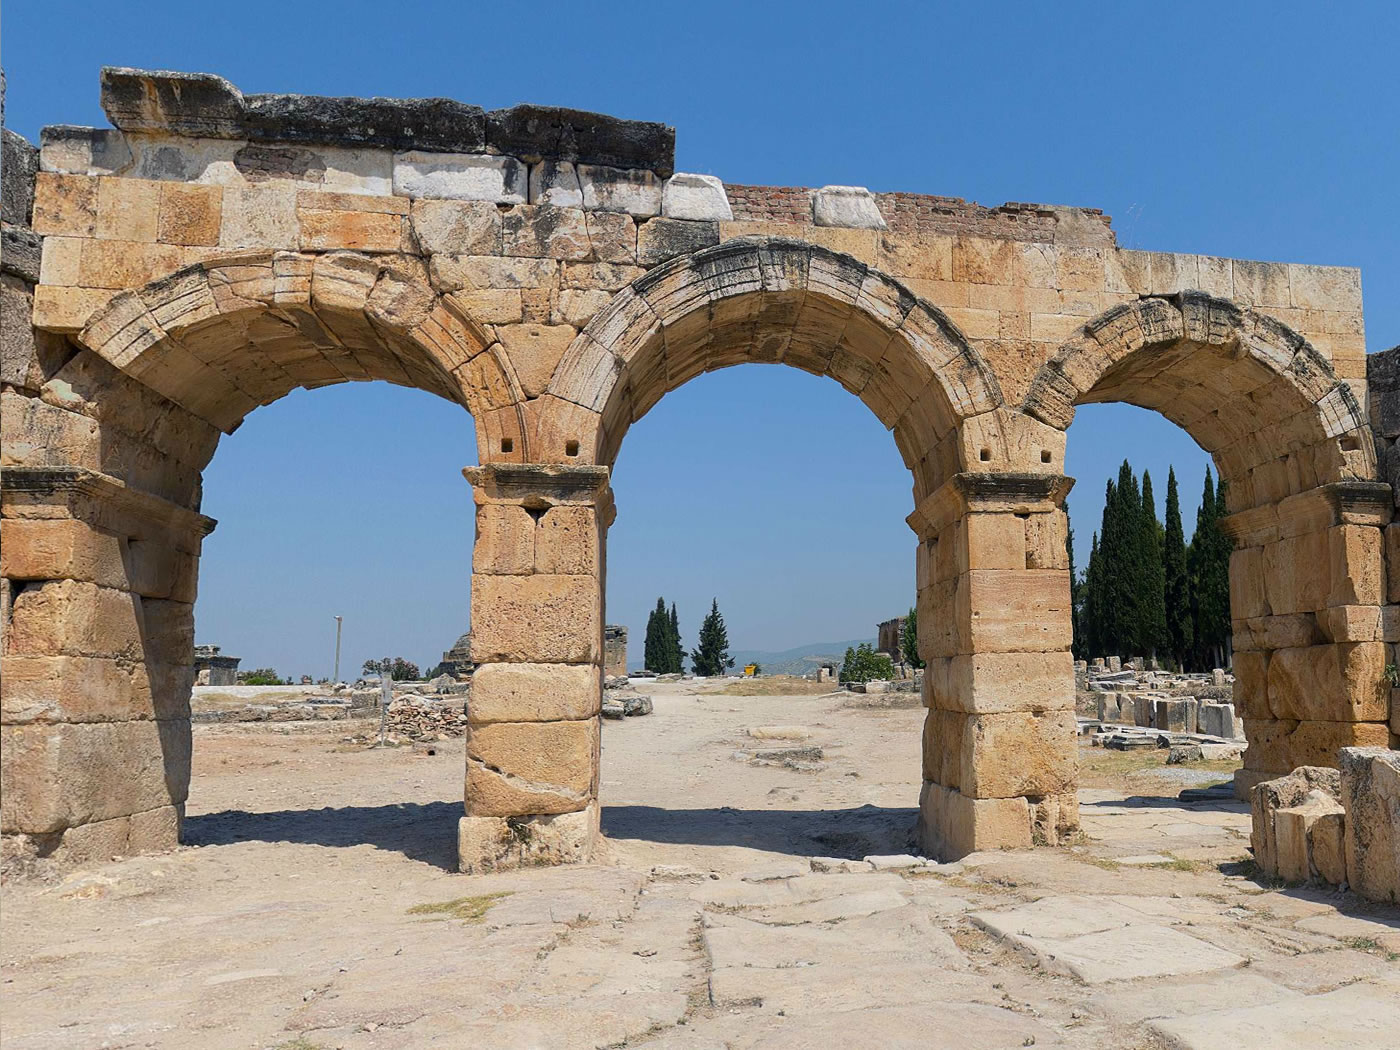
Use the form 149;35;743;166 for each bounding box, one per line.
733;745;825;771
383;695;468;740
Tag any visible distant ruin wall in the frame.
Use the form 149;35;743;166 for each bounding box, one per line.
604;625;627;678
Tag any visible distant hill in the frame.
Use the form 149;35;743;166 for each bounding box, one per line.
727;638;873;677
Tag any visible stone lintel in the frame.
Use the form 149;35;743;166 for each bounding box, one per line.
97;68;675;174
908;472;1073;539
0;466;216;541
1223;480;1394;545
464;462;611;508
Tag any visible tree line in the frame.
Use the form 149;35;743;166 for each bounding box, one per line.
643;597;734;676
1072;462;1231;670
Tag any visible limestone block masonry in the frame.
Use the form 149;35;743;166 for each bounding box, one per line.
2;67;1393;872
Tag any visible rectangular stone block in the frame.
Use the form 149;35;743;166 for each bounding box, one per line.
458;802;597;874
95;177;161;242
1229;546;1269;619
298;207;402;252
1198;701;1237;740
1339;747;1400;904
1318;605;1382;643
468;662;600;724
44;804;182;865
502;205;592;260
393;151;527;203
465;717;598;816
577;165;661;217
533;505;598;576
1244;718;1390;775
934;650;1075;714
473;503;535;575
961;513;1026;571
219;183;298;249
410;199;502;256
0;718;190;833
469;572;600;664
158;182;222;246
1328;524;1384;607
1263;532;1329;614
917;780;1031;861
1024;512;1069;570
140;598;195;667
923;707;1076;799
125;538;199;602
960;569;1072;654
1266;642;1390;722
4;580;144;660
31;172;97;236
1386;524;1399;603
30;285;111;332
0;654;189;723
1153;697;1197;733
0;518;128;588
1231;649;1270;720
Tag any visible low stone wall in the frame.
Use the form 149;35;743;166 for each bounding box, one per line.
1251;747;1399;903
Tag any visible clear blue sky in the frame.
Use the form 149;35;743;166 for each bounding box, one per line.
6;1;1395;677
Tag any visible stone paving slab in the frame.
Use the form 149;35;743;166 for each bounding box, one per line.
972;895;1247;984
1086;970;1297;1025
1147;976;1400;1050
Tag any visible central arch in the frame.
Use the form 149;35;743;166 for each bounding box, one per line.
533;239;1005;496
456;240;1049;871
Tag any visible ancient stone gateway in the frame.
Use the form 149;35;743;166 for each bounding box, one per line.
2;69;1394;871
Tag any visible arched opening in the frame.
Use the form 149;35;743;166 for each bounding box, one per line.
1;253;493;865
1024;293;1390;802
596;362;928;864
179;381;477;865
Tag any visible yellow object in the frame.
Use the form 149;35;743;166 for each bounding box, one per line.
744;664;758;677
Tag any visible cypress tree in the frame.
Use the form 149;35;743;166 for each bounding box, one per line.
1163;467;1193;669
690;599;733;677
668;602;684;674
1067;501;1084;659
1138;470;1167;660
1083;531;1101;659
1189;469;1230;669
901;606;923;668
643;597;668;673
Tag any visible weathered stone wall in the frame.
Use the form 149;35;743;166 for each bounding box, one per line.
2;67;1391;870
1367;347;1400;749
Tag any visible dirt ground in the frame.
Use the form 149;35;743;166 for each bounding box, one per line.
3;681;1398;1049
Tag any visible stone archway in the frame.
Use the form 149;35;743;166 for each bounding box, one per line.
1;252;503;864
1022;292;1392;797
456;239;1080;869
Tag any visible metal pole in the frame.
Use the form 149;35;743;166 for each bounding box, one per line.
378;670;392;747
332;615;343;684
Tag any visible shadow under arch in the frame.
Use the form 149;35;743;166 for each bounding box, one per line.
533;238;1008;502
75;250;524;467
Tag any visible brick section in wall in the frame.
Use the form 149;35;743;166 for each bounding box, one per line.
724;184;814;225
725;182;1115;245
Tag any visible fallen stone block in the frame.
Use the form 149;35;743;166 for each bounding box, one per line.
1340;746;1400;904
1250;766;1341;878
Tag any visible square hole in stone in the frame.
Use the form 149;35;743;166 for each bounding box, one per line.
565;440;580;457
500;437;514;454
